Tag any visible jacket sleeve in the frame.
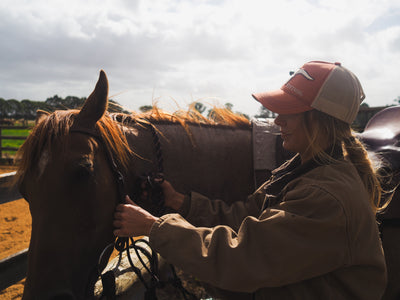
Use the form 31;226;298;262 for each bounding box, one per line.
179;183;267;230
149;184;350;293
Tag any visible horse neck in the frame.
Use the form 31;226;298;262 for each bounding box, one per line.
122;121;256;203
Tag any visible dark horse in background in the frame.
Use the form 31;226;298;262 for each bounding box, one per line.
15;71;400;299
357;105;400;300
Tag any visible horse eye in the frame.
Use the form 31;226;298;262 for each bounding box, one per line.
72;161;94;182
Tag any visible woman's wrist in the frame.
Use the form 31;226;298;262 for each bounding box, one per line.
167;192;185;211
145;215;158;236
161;181;185;211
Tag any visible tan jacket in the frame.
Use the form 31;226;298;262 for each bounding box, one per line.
149;157;387;299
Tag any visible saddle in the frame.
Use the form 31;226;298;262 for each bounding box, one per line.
357;106;400;221
358;106;400;162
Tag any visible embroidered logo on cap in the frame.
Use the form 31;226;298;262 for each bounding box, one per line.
290;68;314;81
283;68;315;97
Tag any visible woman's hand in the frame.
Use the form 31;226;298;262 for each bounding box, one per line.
113;196;158;237
161;180;185;211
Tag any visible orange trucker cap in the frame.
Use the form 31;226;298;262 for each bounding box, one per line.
252;61;365;124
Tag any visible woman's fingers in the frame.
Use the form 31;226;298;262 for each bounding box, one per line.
125;195;135;205
113;219;122;228
113;195;158;237
114;211;122;220
115;204;125;212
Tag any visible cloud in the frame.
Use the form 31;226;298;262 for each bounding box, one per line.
0;0;399;116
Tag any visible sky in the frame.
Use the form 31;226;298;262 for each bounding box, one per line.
1;0;400;117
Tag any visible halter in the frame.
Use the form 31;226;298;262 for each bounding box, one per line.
70;121;196;300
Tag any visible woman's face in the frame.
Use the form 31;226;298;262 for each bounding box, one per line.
274;113;311;162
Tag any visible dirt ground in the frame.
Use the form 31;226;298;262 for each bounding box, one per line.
0;165;29;299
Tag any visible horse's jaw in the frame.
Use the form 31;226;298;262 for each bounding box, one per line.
22;250;98;300
22;289;77;300
22;207;116;300
22;241;112;300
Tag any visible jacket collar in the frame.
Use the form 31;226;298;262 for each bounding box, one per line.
263;144;344;208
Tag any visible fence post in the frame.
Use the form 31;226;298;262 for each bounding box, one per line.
0;127;2;159
0;249;28;291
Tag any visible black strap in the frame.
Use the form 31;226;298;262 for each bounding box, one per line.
101;271;116;300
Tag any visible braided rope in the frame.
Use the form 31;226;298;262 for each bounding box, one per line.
147;123;164;174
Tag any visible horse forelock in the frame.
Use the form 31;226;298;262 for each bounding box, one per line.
95;114;133;171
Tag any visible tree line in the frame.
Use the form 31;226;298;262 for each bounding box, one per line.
0;95;130;120
0;96;261;121
2;94;399;122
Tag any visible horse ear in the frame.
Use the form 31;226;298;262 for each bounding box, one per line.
74;70;109;129
36;110;50;124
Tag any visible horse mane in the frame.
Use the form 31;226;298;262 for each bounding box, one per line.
113;105;251;131
14;106;251;188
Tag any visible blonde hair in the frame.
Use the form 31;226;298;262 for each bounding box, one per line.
302;110;386;214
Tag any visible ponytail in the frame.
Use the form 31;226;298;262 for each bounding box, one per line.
343;136;384;213
303;110;386;214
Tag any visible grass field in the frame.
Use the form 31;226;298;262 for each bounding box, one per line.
0;128;31;157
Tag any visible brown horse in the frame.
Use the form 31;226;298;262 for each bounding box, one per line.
15;71;266;299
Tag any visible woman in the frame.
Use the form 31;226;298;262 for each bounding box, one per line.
113;61;387;299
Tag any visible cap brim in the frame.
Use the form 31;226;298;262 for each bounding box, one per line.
252;89;313;115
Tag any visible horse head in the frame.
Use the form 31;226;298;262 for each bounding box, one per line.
18;71;134;300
